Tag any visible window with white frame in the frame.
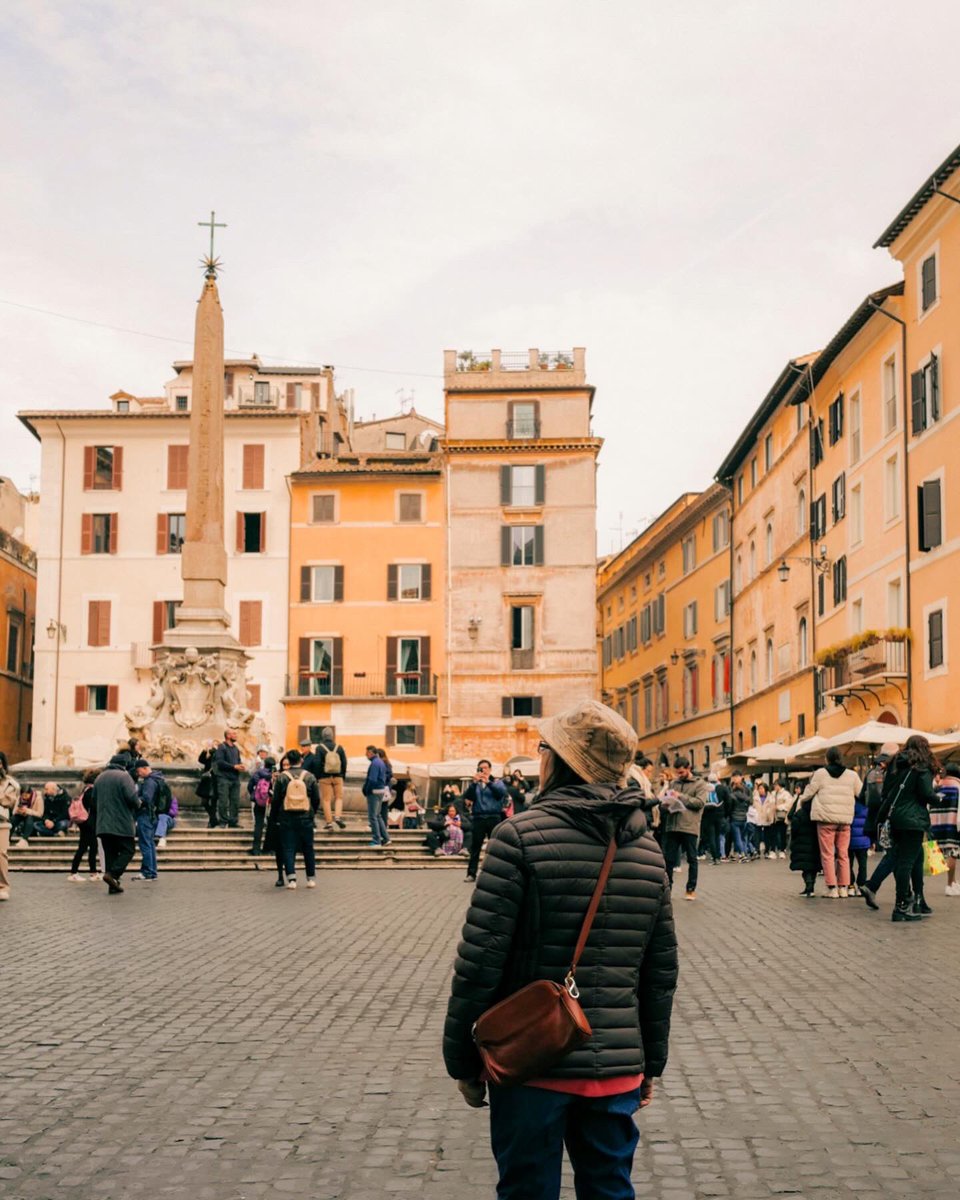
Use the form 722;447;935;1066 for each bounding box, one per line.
749;649;757;694
927;605;946;672
765;637;774;684
765;522;774;566
310;566;340;603
882;354;898;434
919;250;938;314
681;534;696;575
797;488;807;537
911;353;940;435
849;391;861;465
851;484;863;545
715;580;731;621
750;458;757;488
887;578;903;627
884;455;900;520
764;433;773;471
798;616;809;668
398;564;427;601
683;601;698;638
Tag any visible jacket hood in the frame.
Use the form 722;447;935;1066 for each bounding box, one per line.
826;763;846;779
533;782;649;845
108;755;131;769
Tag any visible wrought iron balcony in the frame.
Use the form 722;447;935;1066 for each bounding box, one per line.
286;670;438;700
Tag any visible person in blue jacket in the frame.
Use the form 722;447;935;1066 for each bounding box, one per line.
363;745;391;847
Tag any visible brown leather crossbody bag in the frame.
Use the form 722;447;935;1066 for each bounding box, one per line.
471;837;618;1087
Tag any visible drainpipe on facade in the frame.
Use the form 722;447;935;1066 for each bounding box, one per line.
444;458;453;741
867;298;912;726
52;421;67;761
726;486;735;755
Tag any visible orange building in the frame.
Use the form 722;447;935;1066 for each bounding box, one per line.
597;485;732;770
283;451;445;761
0;526;36;764
717;358;819;752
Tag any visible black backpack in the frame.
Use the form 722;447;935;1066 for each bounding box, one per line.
153;777;173;816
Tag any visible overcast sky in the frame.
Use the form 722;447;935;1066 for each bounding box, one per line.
3;1;960;553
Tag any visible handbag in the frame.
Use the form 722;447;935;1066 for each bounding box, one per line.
878;770;911;850
923;839;948;876
471;837;618;1087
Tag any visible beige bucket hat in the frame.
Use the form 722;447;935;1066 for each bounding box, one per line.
537;699;638;785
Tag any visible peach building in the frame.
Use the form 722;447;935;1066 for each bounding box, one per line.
443;349;600;761
597;485;732;769
717;358;819;752
283;452;445;761
0;479;37;764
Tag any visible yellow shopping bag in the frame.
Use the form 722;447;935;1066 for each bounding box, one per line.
923;839;948;876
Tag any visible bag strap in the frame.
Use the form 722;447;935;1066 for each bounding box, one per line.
565;837;618;997
886;769;912;820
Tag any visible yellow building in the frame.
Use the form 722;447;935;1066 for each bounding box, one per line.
803;286;911;733
717;358;819;751
283;451;446;761
597;485;732;770
875;143;960;733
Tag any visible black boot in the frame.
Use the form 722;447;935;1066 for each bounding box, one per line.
913;896;933;916
892;900;922;922
861;884;879;910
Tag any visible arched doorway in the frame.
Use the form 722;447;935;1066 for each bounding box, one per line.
877;709;900;726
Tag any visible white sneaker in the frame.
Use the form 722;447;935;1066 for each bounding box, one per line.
0;887;9;901
778;851;786;859
946;881;960;896
67;873;84;882
838;886;848;898
88;873;102;882
826;886;839;899
157;837;167;848
286;879;297;889
306;878;316;888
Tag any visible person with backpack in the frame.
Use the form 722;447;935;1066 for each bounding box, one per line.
307;727;348;832
0;756;20;901
155;780;178;848
94;754;141;894
131;760;168;882
247;755;274;856
68;768;101;881
272;749;320;890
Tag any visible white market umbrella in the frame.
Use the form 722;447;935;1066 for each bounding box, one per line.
795;721;960;760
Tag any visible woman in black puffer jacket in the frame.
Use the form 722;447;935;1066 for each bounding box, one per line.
878;735;938;923
443;700;678;1200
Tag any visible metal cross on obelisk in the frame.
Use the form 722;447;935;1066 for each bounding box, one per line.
197;210;227;278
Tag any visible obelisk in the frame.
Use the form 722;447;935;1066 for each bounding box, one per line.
164;263;235;646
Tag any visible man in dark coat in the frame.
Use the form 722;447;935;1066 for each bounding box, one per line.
94;754;141;894
213;730;243;828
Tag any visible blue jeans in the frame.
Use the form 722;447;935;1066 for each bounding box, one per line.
366;793;388;844
731;820;749;855
489;1083;641;1199
136;812;158;878
155;814;176;839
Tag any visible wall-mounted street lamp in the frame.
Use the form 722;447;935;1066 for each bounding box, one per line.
46;618;67;641
669;647;707;667
777;544;830;583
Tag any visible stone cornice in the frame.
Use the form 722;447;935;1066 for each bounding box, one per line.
442;438;602;454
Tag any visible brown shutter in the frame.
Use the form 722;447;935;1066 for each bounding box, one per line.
500;466;512;504
421;563;431;600
87;601;98;647
386;636;398;696
99;601;111;646
502;697;512;718
242;444;264;490
310;382;320;407
225;370;234;398
168;445;188;489
334;566;344;601
501;526;512;566
106;685;119;713
238;603;249;646
387;564;398;600
238;601;261;647
300;566;311;602
385;725;396;747
298;638;310;695
534;465;545;505
506;400;516;438
81;514;93;555
420;637;431;693
112;446;123;491
286;382;296;409
156;513;168;555
415;726;425;747
83;447;95;490
332;637;343;695
236;512;244;552
259;513;266;552
75;685;86;713
109;514;118;554
246;683;261;711
152;601;164;644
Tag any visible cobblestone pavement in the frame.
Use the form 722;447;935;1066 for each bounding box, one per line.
1;856;958;1199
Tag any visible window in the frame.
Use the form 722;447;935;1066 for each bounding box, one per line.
737;475;744;505
253;380;271;406
398;493;423;522
395;637;424;694
765;522;774;566
651;593;665;636
501;465;544;507
385;432;406;450
882;354;898;434
810;419;825;468
6;616;22;673
798;713;806;739
683;664;699;716
810;494;827;540
798;617;808;668
298;636;343;696
778;692;791;723
712;510;730;550
851;598;864;635
302;565;344;603
508;401;539;439
911;354;940;434
832;555;848;606
84;445;122;491
681;534;696;575
236;512;265;553
167;445;188;490
658;560;665;579
765;638;774;684
683;601;698;639
828;394;844;446
387;724;423;746
928;608;945;670
386;563;430;602
918;478;943;552
242;444;265;490
749;649;757;694
750;457;757;488
502;696;543;718
86;600;111;648
849;392;861;464
156;513;186;554
238;600;263;647
920;252;938;313
643;681;653;731
626;615;637;652
654;675;668;728
152;600;181;643
116;400;130;413
502;525;544;567
81;513;117;555
831;473;846;524
712;651;731;707
887;578;903;627
749;540;756;580
796;399;808;432
175;395;188;412
764;433;773;472
312;494;336;523
884;456;900;521
511;605;535;668
715;580;731;621
817;573;826;617
736;659;743;702
735;553;742;593
850;485;863;545
797;488;807;536
78;684;118;714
